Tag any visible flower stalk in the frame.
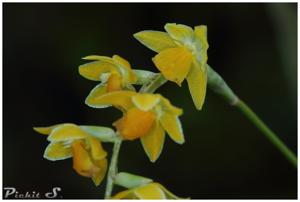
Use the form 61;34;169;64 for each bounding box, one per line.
206;64;297;168
236;100;297;168
139;73;168;93
104;138;122;199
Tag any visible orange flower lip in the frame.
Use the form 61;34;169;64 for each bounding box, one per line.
114;108;156;140
106;72;122;92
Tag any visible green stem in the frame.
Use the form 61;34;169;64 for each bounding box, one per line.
207;64;297;168
104;138;122;199
139;73;167;93
236;100;297;168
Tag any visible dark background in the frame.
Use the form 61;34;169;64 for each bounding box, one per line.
3;3;297;199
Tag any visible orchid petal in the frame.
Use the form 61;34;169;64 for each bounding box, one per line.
86;136;107;160
186;60;207;110
85;82;111;108
164;23;194;44
43;142;72;161
157;183;182;199
92;158;107;186
33;124;65;135
134;183;166;199
132;94;160;111
111;190;134;199
71;140;98;177
113;55;137;83
86;91;136;111
134;31;177;53
79;61;116;81
140;121;165;162
82;55;114;64
194;25;209;65
47;124;87;142
159;113;184;144
159;96;183;116
152;47;192;86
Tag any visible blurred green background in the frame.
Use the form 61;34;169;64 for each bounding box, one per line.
3;3;297;199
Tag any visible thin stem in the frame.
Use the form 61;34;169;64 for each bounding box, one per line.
207;64;297;168
104;138;122;199
139;73;167;93
236;100;297;168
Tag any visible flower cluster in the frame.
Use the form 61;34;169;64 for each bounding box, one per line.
34;22;208;199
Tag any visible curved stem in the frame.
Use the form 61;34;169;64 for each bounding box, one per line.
207;64;297;168
104;138;122;199
236;100;297;168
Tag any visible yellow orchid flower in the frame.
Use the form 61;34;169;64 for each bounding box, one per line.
79;55;137;107
87;91;184;162
134;23;209;110
112;182;182;199
34;123;108;186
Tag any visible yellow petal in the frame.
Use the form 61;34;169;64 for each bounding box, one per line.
48;123;87;142
111;190;134;199
194;25;209;49
71;140;99;177
92;158;108;186
194;25;209;65
132;94;160;111
113;55;131;70
87;91;136;111
159;96;183;116
186;60;207;110
33;124;65;135
79;61;116;81
82;55;113;63
112;55;137;84
134;31;177;53
114;108;156;140
164;23;194;44
43;142;72;161
85;83;110;108
86;136;107;160
96;56;115;64
152;47;192;86
140;121;165;162
159;112;184;144
157;183;182;199
134;183;166;199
